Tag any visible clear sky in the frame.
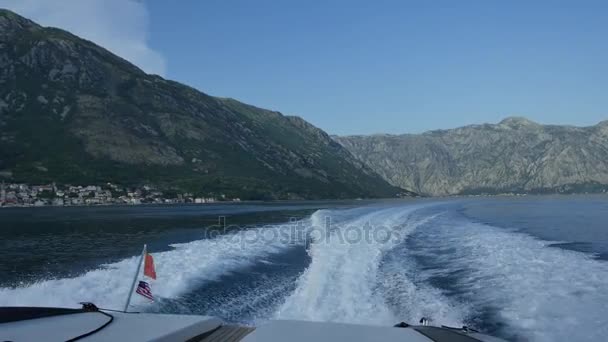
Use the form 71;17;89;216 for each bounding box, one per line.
2;0;607;135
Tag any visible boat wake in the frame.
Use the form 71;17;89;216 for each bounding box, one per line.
275;205;465;327
404;211;608;341
2;201;608;341
0;222;301;310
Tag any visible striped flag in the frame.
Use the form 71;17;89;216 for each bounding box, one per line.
136;281;154;301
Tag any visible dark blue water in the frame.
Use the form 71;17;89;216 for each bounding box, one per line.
1;196;608;342
0;201;362;286
460;196;608;259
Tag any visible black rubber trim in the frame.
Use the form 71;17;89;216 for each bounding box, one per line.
0;306;114;341
66;311;114;342
0;307;86;324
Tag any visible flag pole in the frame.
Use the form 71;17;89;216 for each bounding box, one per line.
124;244;147;312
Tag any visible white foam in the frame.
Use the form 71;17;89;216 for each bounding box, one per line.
11;201;603;342
198;271;301;325
0;223;301;310
378;244;468;327
276;204;465;326
413;215;608;342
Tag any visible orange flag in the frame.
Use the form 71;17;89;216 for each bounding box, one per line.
144;253;156;279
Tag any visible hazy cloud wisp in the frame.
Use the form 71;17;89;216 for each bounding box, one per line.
0;0;166;76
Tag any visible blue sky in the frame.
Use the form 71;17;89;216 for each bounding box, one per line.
3;0;607;134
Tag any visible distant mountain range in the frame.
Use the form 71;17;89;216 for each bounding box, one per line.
4;9;607;200
0;9;409;200
336;117;608;196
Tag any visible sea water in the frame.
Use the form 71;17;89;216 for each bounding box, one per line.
1;196;608;341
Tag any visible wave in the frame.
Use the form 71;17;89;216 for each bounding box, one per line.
275;204;466;326
0;222;302;310
407;212;608;342
3;201;608;342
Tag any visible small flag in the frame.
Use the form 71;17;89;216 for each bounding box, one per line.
144;253;156;279
136;281;154;301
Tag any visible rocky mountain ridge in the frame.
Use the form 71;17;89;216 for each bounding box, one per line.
336;117;608;196
0;9;407;200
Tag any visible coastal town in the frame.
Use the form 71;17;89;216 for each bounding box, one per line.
0;182;240;207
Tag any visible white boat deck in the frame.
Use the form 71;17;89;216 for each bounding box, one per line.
0;307;507;342
1;310;222;342
241;320;432;342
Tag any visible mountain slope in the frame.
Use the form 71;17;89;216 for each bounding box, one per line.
0;9;405;200
336;117;608;196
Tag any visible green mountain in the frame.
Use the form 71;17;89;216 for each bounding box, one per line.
0;9;408;200
336;117;608;196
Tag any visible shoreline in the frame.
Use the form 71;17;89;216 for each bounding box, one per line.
1;191;606;210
